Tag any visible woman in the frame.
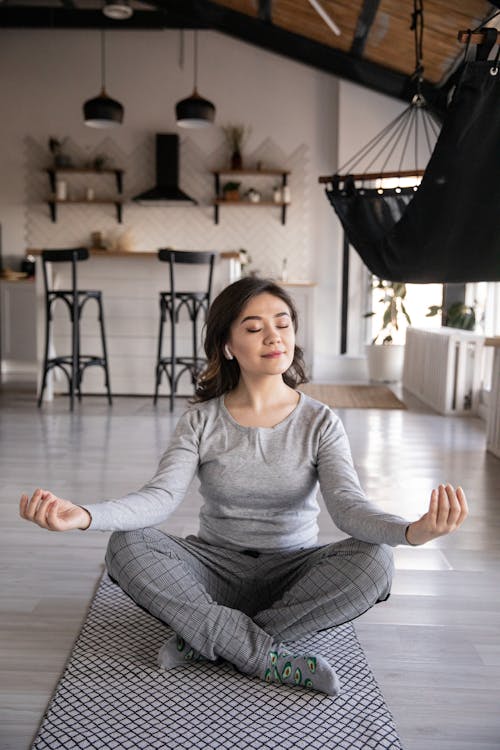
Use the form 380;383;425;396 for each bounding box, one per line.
20;277;468;696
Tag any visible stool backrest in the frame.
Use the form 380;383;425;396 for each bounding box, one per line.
158;249;216;302
41;247;89;295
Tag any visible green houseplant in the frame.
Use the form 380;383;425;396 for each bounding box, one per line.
222;181;241;201
426;301;476;330
363;278;412;382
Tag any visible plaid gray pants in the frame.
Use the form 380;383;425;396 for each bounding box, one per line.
105;530;393;676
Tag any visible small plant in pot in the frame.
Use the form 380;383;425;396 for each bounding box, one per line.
48;137;72;168
363;278;412;382
222;181;241;201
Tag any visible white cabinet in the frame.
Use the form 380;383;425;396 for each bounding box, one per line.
0;279;37;378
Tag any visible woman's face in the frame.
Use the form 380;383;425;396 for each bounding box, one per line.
226;292;295;379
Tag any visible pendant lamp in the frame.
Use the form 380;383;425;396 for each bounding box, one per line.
102;0;133;20
176;31;216;128
83;30;124;128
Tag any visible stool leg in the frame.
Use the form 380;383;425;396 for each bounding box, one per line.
191;302;198;385
154;297;165;406
70;298;78;411
170;303;177;412
37;299;52;408
76;301;83;403
192;305;199;384
97;296;113;406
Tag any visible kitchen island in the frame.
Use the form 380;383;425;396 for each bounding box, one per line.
29;249;316;398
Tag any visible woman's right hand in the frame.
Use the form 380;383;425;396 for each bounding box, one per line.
19;488;91;532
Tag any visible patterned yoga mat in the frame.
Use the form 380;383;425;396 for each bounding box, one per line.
32;573;403;750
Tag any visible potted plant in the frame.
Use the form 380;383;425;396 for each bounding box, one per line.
48;137;72;168
363;278;412;382
426;301;476;330
222;181;241;201
222;124;251;170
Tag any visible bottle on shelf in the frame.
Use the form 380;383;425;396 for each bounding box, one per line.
281;257;288;282
56;179;67;201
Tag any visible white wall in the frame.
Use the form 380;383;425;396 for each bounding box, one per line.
0;28;345;377
0;28;417;379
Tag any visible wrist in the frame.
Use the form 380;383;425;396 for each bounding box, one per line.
78;508;92;530
405;523;420;546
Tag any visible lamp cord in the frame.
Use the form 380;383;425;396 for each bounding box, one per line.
101;30;106;93
193;30;198;92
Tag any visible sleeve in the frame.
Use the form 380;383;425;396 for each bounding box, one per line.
79;408;201;531
317;410;411;546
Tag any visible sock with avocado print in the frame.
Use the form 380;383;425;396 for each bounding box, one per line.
158;634;215;670
259;645;340;696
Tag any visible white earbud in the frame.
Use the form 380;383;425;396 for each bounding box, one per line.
224;345;234;360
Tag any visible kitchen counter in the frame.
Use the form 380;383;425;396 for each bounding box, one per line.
30;250;316;398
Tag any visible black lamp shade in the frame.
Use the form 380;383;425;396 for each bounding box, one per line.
176;90;216;128
84;90;124;128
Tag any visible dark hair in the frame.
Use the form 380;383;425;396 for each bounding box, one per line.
193;277;308;402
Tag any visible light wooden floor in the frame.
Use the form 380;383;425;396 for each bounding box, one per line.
1;382;499;750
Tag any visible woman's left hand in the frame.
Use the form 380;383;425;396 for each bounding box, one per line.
405;484;468;546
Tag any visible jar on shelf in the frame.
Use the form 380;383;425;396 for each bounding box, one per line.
281;257;288;282
56;179;67;201
273;185;282;203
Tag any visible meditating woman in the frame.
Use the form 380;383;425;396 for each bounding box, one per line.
20;276;468;696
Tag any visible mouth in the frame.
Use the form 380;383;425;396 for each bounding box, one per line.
262;352;285;359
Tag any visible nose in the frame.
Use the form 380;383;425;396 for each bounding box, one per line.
264;325;282;345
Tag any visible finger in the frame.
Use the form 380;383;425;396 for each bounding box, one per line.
455;486;469;526
445;483;462;525
427;488;439;522
34;494;55;528
19;494;30;518
24;488;43;520
436;484;450;527
46;500;61;531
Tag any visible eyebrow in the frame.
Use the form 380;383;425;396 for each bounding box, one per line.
240;311;290;325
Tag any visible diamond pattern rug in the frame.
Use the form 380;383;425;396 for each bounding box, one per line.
32;573;403;750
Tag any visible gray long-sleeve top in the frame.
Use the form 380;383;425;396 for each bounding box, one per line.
81;392;411;551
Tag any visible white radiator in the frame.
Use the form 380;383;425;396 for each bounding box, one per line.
403;327;485;415
486;345;500;458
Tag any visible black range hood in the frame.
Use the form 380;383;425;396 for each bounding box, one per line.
133;133;197;205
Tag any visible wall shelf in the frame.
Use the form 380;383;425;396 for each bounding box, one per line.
211;168;290;225
44;167;125;222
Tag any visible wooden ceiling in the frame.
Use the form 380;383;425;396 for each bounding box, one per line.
212;0;496;84
1;0;499;111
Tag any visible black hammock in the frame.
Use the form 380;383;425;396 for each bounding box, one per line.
325;59;500;283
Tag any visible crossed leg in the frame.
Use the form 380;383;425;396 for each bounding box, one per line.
105;529;393;693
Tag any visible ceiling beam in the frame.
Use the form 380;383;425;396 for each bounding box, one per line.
258;0;272;24
350;0;380;57
0;7;195;29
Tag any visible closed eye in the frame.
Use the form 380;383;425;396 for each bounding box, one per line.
246;324;290;333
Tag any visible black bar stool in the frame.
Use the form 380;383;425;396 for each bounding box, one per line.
155;249;216;410
38;248;112;410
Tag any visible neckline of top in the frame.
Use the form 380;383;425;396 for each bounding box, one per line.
220;390;304;431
